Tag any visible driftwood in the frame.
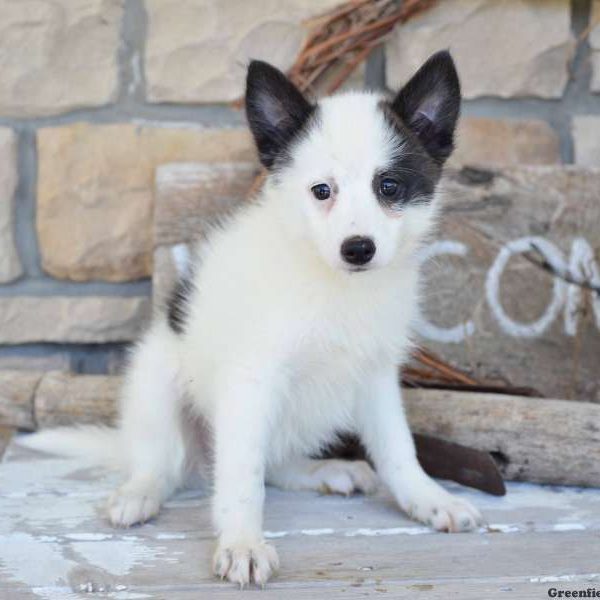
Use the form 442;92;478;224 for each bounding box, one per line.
0;371;40;430
35;372;120;429
404;388;600;488
414;166;600;400
3;372;599;488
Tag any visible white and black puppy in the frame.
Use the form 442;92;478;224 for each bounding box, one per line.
23;51;483;587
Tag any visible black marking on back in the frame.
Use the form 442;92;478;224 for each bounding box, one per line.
167;277;195;335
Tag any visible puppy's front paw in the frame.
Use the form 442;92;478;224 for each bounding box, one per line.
107;479;162;527
402;482;484;533
213;541;279;587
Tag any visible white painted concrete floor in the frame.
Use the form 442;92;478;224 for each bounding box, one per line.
1;436;600;599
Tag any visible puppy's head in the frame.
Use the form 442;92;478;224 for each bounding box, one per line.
245;51;460;273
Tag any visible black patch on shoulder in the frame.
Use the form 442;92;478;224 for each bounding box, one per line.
166;277;195;335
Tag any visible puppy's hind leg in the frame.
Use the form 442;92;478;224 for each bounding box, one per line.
108;322;186;527
266;457;379;496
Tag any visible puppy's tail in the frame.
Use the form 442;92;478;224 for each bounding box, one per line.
17;425;121;469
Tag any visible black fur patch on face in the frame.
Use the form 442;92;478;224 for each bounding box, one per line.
374;104;441;210
166;277;195;335
245;60;316;170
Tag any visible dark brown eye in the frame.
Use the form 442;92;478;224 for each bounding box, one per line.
380;178;399;197
311;183;331;200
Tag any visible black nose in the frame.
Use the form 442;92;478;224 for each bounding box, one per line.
340;236;376;266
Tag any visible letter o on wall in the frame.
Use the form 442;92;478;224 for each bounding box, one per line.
486;236;567;338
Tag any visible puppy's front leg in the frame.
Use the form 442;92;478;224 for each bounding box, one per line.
211;369;279;587
358;367;484;533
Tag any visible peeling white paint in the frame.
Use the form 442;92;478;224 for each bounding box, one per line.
0;532;76;589
345;526;432;537
155;532;187;540
301;528;335;536
553;522;587;532
108;592;152;599
264;530;289;539
31;587;81;600
66;532;114;541
70;539;169;577
530;573;600;583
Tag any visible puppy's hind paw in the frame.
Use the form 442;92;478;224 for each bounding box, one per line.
313;459;379;496
213;541;279;587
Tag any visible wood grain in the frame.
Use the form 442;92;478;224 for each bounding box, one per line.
3;440;600;598
404;388;600;487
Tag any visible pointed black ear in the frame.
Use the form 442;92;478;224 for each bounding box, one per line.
245;60;315;169
391;51;461;164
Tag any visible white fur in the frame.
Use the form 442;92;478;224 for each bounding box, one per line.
20;90;482;587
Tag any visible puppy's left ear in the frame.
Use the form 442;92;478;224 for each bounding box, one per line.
245;61;315;169
391;50;461;164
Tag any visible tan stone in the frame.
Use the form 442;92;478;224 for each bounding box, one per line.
0;297;151;344
386;0;574;99
37;123;255;281
591;0;600;93
35;372;120;428
450;117;561;167
145;0;343;103
0;371;41;430
572;116;600;166
0;129;22;283
0;0;122;117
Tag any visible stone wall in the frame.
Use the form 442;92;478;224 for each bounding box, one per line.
0;0;598;375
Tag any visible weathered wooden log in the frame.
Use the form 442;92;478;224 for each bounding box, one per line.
2;370;598;487
404;388;600;487
34;372;120;429
0;371;41;430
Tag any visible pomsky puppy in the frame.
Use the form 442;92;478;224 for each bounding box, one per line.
22;50;483;587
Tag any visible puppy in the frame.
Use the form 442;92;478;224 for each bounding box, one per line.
23;51;483;587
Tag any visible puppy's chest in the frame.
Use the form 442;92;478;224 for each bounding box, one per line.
290;304;407;378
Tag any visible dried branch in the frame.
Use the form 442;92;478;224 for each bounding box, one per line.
289;0;436;96
524;243;600;295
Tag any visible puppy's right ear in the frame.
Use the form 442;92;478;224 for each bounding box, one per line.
245;61;315;169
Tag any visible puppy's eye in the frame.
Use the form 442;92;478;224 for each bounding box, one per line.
311;183;331;201
380;178;399;197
